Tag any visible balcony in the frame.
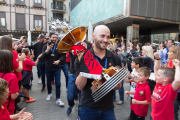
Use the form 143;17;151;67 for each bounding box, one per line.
51;3;66;13
51;17;63;21
14;2;26;6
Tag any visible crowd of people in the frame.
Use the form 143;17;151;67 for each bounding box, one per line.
0;25;180;120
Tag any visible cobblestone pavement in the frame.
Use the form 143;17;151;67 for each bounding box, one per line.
18;67;156;120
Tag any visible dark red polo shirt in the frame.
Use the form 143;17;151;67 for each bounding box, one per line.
130;81;151;117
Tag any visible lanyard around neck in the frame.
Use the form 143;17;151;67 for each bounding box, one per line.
95;57;108;69
51;43;56;54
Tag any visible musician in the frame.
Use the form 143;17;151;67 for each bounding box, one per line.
75;25;122;120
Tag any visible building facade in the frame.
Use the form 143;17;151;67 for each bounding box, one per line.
70;0;180;45
0;0;48;41
47;0;70;39
48;0;70;24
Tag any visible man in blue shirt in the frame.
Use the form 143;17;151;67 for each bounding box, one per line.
160;39;174;65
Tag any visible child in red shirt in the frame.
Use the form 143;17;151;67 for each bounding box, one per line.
151;53;180;120
0;50;19;115
125;67;151;120
22;48;41;103
0;78;33;120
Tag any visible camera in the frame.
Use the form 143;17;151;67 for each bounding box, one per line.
48;42;52;46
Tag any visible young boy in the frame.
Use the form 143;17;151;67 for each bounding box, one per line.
151;53;180;120
126;57;144;100
21;48;41;103
125;67;152;120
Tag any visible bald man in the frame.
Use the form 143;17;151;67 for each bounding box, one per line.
75;25;122;120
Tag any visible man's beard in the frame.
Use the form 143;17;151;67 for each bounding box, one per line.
51;40;56;44
94;38;108;50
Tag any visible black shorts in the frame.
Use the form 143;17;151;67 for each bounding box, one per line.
130;110;145;120
23;84;31;90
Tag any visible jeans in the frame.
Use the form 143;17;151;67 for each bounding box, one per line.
174;96;180;120
78;106;116;120
37;63;41;78
60;64;69;88
113;90;116;99
39;62;46;88
67;74;78;107
113;81;124;101
45;68;61;99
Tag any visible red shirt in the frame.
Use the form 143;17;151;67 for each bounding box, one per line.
0;106;11;120
66;52;70;62
130;81;151;117
12;50;22;81
167;60;174;69
0;73;19;115
151;83;178;120
23;57;35;71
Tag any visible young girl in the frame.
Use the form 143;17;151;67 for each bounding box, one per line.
0;50;19;115
22;48;41;103
0;78;33;120
0;36;25;113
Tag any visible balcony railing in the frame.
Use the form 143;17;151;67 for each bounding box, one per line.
51;17;63;21
51;3;66;12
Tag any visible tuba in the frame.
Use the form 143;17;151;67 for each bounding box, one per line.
57;26;87;53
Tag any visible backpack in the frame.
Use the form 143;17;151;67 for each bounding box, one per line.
147;79;156;94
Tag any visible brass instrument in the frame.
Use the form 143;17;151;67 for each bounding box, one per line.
57;26;87;53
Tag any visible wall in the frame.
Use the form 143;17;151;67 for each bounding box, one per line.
130;0;180;22
70;0;124;27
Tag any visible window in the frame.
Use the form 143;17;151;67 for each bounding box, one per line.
0;0;5;2
0;12;6;29
34;0;42;6
70;0;81;11
16;13;25;29
53;13;63;21
52;1;63;10
15;0;25;5
34;15;42;31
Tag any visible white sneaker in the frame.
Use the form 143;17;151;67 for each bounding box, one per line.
46;94;52;101
56;99;64;107
38;79;41;84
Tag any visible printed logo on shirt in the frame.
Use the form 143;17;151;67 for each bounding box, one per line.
158;89;162;93
152;91;161;101
139;91;144;96
131;82;136;88
109;63;111;67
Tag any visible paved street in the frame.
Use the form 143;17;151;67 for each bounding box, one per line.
18;67;155;120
